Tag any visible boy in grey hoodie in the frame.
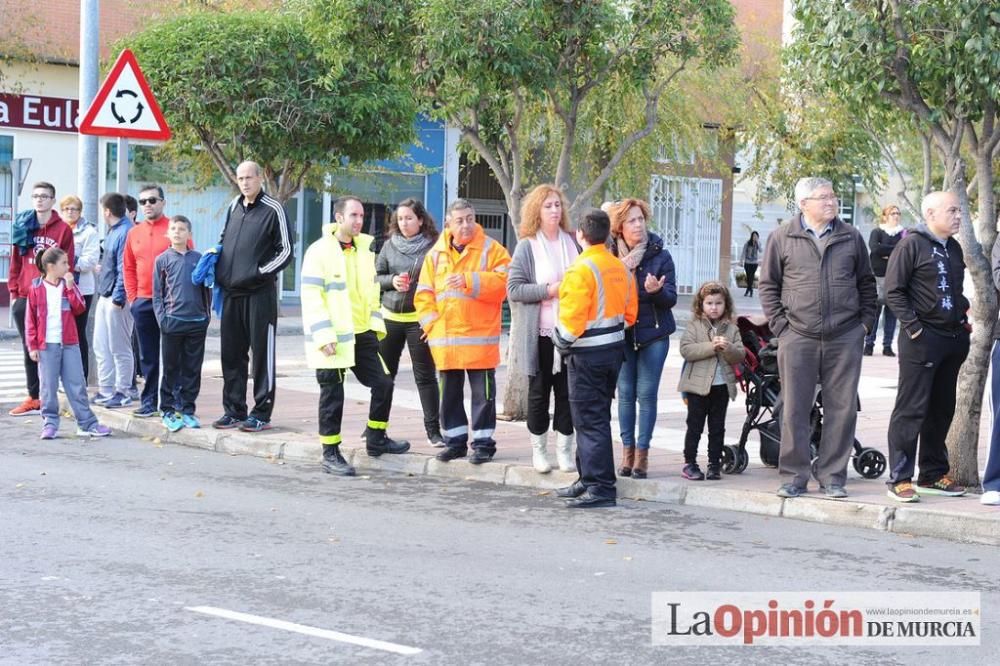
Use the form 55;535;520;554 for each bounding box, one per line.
153;215;211;431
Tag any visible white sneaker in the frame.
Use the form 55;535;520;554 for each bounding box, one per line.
980;490;1000;505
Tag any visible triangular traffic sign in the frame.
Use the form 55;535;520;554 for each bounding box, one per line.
78;49;171;141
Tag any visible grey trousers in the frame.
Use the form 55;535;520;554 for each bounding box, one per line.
39;343;98;431
776;325;865;488
93;296;135;395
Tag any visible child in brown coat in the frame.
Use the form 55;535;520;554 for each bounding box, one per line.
678;281;745;480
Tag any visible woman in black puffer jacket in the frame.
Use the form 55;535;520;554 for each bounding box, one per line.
609;198;677;479
375;199;442;445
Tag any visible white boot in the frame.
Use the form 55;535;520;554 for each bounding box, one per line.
531;432;552;473
555;432;575;472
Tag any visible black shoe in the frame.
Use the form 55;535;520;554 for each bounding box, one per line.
366;428;410;457
427;429;445;447
706;463;721;480
239;416;272;433
863;345;874;356
213;414;244;430
556;480;586;498
321;445;355;476
883;347;895;357
566;491;617;509
436;446;467;462
469;448;494;465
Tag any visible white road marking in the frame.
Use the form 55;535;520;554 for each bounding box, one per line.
185;606;422;656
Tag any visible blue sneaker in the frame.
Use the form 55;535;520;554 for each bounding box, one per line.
92;393;113;405
239;415;272;433
181;414;201;429
132;404;161;418
103;392;133;409
162;412;184;432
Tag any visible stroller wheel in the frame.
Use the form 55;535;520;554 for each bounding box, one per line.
853;447;887;479
722;445;746;475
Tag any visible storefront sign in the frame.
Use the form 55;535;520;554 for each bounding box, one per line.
0;93;79;134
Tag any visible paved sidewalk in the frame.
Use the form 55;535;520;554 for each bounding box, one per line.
6;291;998;544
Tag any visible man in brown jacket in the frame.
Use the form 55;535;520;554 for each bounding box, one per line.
758;177;877;499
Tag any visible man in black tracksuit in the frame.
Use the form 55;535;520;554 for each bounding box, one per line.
213;161;293;432
884;191;969;502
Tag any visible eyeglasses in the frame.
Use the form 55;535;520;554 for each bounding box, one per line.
804;195;839;202
888;211;902;216
61;207;81;213
139;197;162;205
31;193;53;199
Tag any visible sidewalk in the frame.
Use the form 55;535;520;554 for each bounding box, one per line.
22;315;996;548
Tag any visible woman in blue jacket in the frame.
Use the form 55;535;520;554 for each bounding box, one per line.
610;198;677;479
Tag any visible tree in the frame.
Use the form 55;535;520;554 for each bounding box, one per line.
789;0;1000;485
121;9;416;202
310;0;738;419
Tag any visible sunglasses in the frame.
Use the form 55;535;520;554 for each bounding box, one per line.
139;197;162;205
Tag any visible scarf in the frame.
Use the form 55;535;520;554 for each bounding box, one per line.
615;234;647;271
530;230;578;374
390;232;433;256
882;225;905;237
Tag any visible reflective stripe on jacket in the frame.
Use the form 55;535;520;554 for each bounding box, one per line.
414;223;511;370
554;244;637;352
300;224;385;369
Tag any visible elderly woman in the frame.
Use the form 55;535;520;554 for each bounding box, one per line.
375;198;442;446
60;195;100;381
610;198;677;479
865;205;905;357
507;184;580;473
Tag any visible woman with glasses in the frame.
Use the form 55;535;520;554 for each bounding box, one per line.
59;195;100;381
865;205;905;357
609;198;677;479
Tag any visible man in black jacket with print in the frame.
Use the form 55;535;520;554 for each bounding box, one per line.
214;161;293;432
884;190;969;502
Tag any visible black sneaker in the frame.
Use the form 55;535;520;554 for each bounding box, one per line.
436;446;467;462
682;463;705;480
212;415;244;430
427;429;445;448
132;404;160;418
469;448;495;465
239;416;272;433
863;345;874;356
777;483;805;498
706;463;721;480
882;347;896;357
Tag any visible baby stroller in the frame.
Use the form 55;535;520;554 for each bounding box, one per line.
723;316;887;479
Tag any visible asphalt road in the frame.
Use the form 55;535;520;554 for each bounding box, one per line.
1;418;997;665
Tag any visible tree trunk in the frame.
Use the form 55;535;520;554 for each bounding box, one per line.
499;189;529;421
945;172;997;486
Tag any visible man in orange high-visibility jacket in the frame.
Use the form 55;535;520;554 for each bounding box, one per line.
414;198;511;464
554;209;637;508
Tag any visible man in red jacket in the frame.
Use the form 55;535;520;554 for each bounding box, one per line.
123;184;183;418
7;181;75;416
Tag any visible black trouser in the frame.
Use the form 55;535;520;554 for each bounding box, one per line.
379;319;439;434
744;263;758;295
73;294;93;382
567;347;624;499
887;328;969;486
527;336;573;436
131;298;160;409
440;369;496;453
315;330;393;441
684;384;729;465
11;298;39;399
221;285;278;421
159;328;207;415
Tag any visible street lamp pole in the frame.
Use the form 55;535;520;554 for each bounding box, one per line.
78;0;100;231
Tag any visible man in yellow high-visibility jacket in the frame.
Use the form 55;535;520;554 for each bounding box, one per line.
300;196;410;476
554;209;637;508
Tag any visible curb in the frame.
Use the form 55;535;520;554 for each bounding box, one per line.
53;397;1000;547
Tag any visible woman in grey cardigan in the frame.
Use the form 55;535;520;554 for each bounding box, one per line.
507;184;580;472
375;199;442;445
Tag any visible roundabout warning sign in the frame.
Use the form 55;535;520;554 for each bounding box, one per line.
78;49;171;141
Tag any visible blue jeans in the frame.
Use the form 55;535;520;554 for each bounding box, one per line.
866;277;897;348
985;341;1000;492
617;336;669;450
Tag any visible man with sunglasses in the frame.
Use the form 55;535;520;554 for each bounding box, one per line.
7;182;76;416
123;184;190;418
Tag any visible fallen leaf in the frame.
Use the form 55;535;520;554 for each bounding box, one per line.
15;483;25;489
623;556;633;561
536;491;551;496
604;539;618;545
194;491;204;498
